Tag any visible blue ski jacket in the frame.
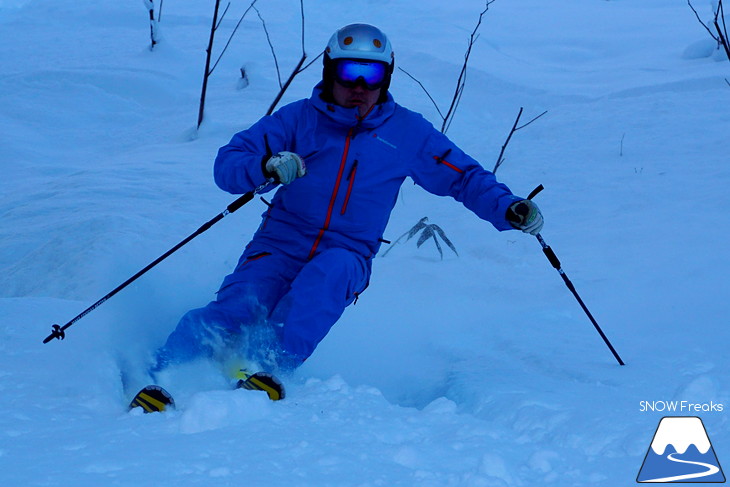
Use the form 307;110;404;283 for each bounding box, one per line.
214;83;522;262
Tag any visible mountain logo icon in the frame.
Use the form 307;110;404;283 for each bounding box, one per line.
637;416;725;483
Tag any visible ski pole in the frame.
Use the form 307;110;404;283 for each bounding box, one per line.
527;185;625;366
42;178;274;344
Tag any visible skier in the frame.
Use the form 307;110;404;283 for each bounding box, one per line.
134;23;543;410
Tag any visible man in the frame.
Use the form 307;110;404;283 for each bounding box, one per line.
133;23;542;410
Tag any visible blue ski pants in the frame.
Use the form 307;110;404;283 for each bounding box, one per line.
153;246;370;372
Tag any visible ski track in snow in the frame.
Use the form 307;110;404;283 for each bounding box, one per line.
1;0;729;485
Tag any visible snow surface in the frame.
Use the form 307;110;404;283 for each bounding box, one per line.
1;0;729;485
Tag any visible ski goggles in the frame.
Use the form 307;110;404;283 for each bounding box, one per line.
334;59;388;90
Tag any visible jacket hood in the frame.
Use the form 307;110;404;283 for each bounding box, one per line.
309;82;396;129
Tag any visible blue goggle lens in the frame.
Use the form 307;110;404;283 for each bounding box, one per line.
335;60;387;90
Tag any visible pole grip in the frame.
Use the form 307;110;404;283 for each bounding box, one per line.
527;184;544;200
227;191;255;213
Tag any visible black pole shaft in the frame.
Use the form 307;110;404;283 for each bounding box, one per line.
535;234;625;366
43;183;269;344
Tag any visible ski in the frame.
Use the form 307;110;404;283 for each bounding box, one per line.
129;370;285;413
234;369;286;401
129;385;175;413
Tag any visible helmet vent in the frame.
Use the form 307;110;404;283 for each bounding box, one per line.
343;36;353;45
373;39;382;48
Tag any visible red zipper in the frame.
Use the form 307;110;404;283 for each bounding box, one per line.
340;160;358;215
433;155;464;174
433;149;464;174
241;252;271;267
308;128;354;260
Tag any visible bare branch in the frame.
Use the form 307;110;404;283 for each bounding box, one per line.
215;2;231;31
261;1;311;116
716;20;730;59
210;0;259;76
196;0;258;129
620;133;625;157
198;0;224;129
443;75;467;134
715;0;730;60
493;107;522;174
493;107;548;174
300;0;306;54
717;0;727;31
516;109;548;130
143;0;158;50
296;0;309;71
440;0;495;133
688;0;729;60
266;54;307;116
299;52;323;73
688;0;718;41
253;5;282;88
398;67;445;119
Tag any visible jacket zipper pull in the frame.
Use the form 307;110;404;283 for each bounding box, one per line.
346;160;359;180
341;160;359;215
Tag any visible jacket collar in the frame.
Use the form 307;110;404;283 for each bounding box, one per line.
309;82;396;129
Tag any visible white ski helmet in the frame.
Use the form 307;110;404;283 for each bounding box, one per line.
325;23;394;65
322;23;395;100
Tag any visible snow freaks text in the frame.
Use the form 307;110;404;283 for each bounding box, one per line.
639;401;724;413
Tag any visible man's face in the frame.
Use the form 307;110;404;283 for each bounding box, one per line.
332;80;381;117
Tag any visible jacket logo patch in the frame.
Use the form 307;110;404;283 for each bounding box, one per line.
372;133;397;149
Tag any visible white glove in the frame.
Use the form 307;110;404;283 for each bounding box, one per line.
506;199;544;235
265;151;306;185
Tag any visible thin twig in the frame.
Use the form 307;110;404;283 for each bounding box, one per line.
300;0;306;54
718;0;728;38
493;107;548;174
398;67;445;119
299;52;323;73
620;133;625;157
688;0;730;60
197;0;224;129
516;109;547;130
266;55;307;116
215;2;231;31
443;74;467;134
254;5;282;88
264;1;309;115
688;0;718;40
716;20;730;59
441;0;495;133
715;0;730;60
493;107;523;174
210;0;259;75
143;0;157;50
